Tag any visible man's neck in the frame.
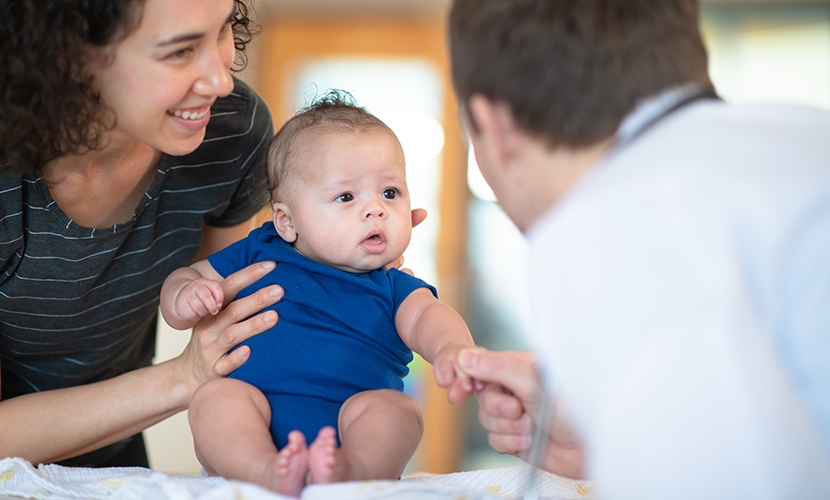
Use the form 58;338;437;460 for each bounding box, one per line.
517;136;615;233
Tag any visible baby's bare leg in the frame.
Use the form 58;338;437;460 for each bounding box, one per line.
189;378;308;497
308;389;423;484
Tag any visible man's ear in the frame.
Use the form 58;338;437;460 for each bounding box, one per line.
272;202;298;243
467;94;522;171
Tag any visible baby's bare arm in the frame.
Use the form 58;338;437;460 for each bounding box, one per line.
395;289;476;404
160;260;225;330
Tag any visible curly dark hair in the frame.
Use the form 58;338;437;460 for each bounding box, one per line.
0;0;259;177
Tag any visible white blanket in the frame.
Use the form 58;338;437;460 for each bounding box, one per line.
0;457;599;500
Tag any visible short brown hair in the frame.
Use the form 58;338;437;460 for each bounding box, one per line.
449;0;713;148
265;90;394;202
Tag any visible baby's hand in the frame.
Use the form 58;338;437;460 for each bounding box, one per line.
433;345;477;406
174;278;224;323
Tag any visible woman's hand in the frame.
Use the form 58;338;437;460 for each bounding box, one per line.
176;261;283;399
458;348;586;479
0;264;281;465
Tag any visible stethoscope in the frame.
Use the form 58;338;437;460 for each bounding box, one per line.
522;84;721;500
615;84;722;149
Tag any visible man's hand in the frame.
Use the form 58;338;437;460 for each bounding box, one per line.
458;348;586;479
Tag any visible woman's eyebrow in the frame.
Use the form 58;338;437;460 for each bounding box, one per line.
155;8;236;47
156;32;204;46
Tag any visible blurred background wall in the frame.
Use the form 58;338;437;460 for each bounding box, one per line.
147;0;830;476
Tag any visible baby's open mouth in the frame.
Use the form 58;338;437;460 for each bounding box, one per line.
361;230;387;253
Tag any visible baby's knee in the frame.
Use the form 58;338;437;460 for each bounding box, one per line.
190;378;270;422
340;390;423;432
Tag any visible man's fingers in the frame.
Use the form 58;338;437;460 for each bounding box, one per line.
459;348;540;402
478;407;532;434
487;431;533;456
476;383;525;419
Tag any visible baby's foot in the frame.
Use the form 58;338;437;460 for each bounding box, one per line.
308;426;346;484
269;430;309;497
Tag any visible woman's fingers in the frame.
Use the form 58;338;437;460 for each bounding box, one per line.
213;345;250;377
220;261;276;302
384;255;406;273
187;262;283;383
213;287;281;339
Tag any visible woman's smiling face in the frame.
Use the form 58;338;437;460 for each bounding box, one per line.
88;0;237;156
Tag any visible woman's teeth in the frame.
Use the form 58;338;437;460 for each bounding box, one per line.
169;108;208;120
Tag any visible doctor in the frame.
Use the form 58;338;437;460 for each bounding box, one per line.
449;0;830;499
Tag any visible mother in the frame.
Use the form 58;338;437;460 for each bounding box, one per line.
0;0;284;467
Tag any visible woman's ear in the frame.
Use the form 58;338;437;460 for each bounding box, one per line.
272;203;297;242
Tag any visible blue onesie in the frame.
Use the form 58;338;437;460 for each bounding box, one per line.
208;222;437;449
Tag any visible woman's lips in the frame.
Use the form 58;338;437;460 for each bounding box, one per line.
167;106;211;131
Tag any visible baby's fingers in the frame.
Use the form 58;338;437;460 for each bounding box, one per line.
203;280;224;314
433;357;456;388
455;365;475;394
446;378;475;405
189;289;218;316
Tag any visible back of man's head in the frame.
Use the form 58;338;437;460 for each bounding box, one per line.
449;0;713;149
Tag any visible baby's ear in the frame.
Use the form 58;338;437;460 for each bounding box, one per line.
272;203;298;242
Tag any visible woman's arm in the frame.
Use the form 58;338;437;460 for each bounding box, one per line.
0;355;191;464
0;221;282;465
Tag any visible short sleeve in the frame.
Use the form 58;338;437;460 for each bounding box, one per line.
207;230;257;279
388;268;437;315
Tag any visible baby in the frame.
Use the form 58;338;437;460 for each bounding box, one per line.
160;92;475;497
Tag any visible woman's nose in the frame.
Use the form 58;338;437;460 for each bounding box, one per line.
193;41;234;97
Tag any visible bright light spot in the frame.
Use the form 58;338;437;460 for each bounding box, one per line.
376;112;445;165
467;146;497;202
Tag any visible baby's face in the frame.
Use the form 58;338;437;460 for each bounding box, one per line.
281;127;412;273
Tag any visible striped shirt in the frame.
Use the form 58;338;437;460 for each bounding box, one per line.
0;77;273;399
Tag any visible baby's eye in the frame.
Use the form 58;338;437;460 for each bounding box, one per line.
382;188;398;200
335;192;354;203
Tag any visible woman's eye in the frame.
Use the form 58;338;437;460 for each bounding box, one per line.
168;47;193;60
382;188;398;200
335;193;354;203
